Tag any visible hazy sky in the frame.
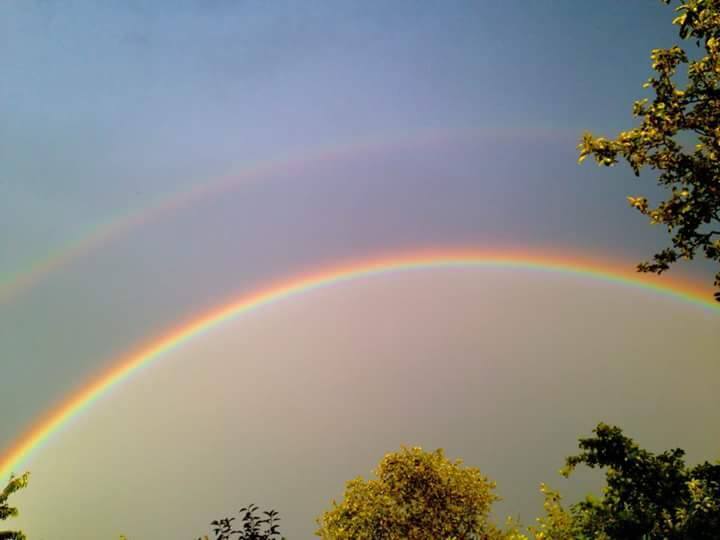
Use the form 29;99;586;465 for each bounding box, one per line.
11;270;720;539
1;1;718;538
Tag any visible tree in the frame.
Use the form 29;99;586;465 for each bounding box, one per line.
525;484;578;540
578;0;720;301
534;423;720;539
0;473;29;540
201;504;285;540
315;446;502;540
119;504;285;540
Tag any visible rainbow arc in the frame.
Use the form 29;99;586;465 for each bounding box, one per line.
1;248;717;480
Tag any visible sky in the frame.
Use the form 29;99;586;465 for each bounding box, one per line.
1;1;718;538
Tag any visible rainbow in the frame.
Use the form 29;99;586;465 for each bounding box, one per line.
0;126;567;305
1;248;718;480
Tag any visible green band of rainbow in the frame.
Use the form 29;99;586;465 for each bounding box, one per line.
1;248;716;479
0;127;567;304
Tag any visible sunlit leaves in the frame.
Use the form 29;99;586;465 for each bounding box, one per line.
527;484;577;540
579;0;720;300
315;446;500;540
0;473;29;540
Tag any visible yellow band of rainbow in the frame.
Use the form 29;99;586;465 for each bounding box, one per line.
1;249;717;480
0;127;568;304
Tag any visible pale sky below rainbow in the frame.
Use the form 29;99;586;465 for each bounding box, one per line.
1;248;717;481
0;126;568;306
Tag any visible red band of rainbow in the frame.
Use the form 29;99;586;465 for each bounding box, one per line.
1;249;716;479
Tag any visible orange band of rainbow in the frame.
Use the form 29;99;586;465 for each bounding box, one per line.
1;249;717;479
0;127;568;305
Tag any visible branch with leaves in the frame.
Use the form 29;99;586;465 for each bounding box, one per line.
200;504;285;540
578;0;720;301
0;473;29;540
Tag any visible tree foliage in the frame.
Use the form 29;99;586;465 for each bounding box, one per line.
531;423;720;539
315;446;501;540
524;484;578;540
0;473;29;540
578;0;720;301
201;504;285;540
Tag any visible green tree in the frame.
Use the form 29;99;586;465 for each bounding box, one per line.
315;446;502;540
578;0;720;301
0;473;29;540
536;423;720;539
525;484;578;540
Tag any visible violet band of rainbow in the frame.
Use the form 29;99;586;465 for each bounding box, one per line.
0;126;569;305
1;248;716;480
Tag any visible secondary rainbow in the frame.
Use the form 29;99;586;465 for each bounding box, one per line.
0;126;565;305
1;248;717;479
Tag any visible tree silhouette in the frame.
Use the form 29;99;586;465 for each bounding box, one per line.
200;504;285;540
